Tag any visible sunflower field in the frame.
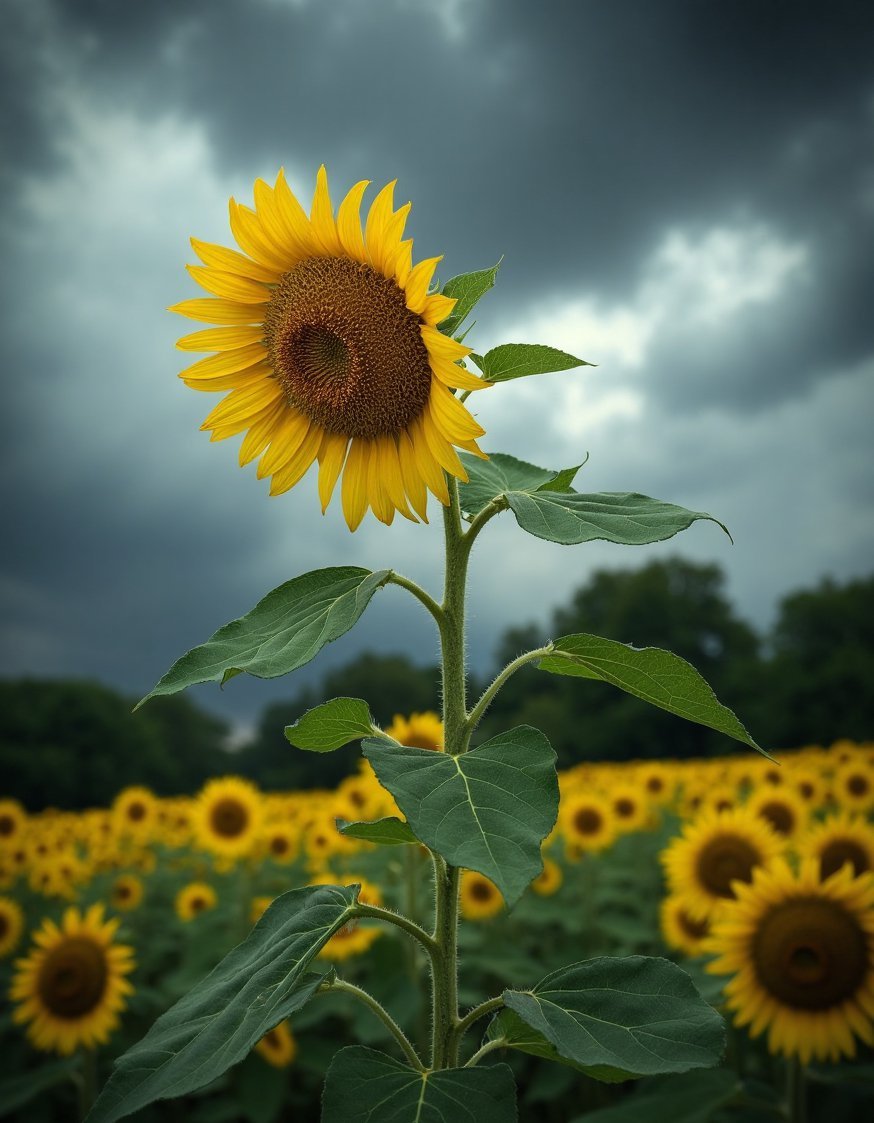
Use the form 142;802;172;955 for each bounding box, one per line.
2;728;873;1122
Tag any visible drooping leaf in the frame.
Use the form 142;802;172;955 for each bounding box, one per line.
285;697;376;752
458;452;582;518
362;726;559;907
505;491;731;547
438;261;501;337
472;342;592;383
137;568;391;707
321;1046;517;1123
86;885;359;1123
538;634;766;754
491;956;725;1083
336;817;418;846
568;1069;740;1123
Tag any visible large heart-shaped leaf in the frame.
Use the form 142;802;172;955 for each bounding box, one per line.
86;885;358;1123
491;956;724;1083
458;452;582;518
285;697;376;752
137;568;391;707
362;726;559;907
321;1046;517;1123
471;343;592;383
506;491;730;546
438;262;501;337
538;634;765;754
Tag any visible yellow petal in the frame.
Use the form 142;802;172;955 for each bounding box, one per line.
309;165;343;256
428;378;486;441
253;178;303;265
364;180;396;271
239;400;287;466
180;344;268;381
177;326;265;352
317;432;349;513
404;256;441;315
182;363;273;393
380;202;412;278
207;397;281;441
269;424;321;496
170;298;264;325
428;352;490;392
396;430;429;521
229;200;291;272
420;406;468;481
273;168;315;257
190;238;278;283
341;439;371;531
420;324;471;363
187;266;271;304
202;380;283;431
393;239;413;288
376;435;414;521
336;179;370;262
422;292;456;326
367;444;395;525
409;418;451;503
256;410;312;478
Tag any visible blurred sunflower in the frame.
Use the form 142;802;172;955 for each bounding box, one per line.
530;857;563;897
175;881;218;921
262;823;298;865
385;711;444;752
706;859;874;1063
172;167;490;529
459;871;504;920
11;904;134;1054
607;784;649;833
0;896;25;957
559;792;616;854
194;777;263;860
112;787;158;840
319;878;382;960
661;807;785;921
660;893;711;957
110;874;144;912
255;1020;297;1067
0;799;27;847
833;758;874;813
798;812;874;881
747;786;808;842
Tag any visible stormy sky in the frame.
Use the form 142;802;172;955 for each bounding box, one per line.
2;0;873;734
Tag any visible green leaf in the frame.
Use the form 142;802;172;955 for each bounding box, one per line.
362;726;559;907
538;634;765;754
492;956;725;1083
0;1058;79;1114
137;568;391;707
438;261;501;337
336;816;418;846
458;451;583;518
505;491;731;546
321;1046;517;1123
568;1069;740;1123
472;342;592;383
86;885;358;1123
285;697;376;752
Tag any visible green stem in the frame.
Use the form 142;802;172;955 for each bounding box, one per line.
324;979;425;1071
451;996;505;1048
786;1058;807;1123
353;902;437;958
387;572;444;627
465;646;554;741
77;1048;98;1121
464;1037;507;1068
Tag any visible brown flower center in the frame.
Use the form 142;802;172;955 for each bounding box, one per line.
126;801;146;822
270;836;290;856
37;937;108;1019
264;256;432;440
753;897;868;1010
210;798;249;839
0;814;15;837
573;808;603;836
847;774;869;797
0;914;8;939
615;798;636;819
677;908;710;942
469;879;495;902
696;834;760;898
757;800;795;837
820;839;870;880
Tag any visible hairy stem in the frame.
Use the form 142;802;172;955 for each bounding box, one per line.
387;572;444;627
451;996;505;1051
325;979;424;1071
464;1037;507;1068
464;645;554;742
353;902;437;959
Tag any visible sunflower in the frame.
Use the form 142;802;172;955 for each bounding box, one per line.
636;762;675;805
193;777;263;860
706;859;874;1063
10;904;134;1054
459;871;504;920
530;857;563;897
111;786;158;839
385;711;444;752
255;1019;297;1067
262;823;298;865
788;765;827;809
110;874;144;911
559;792;616;854
607;784;649;833
172;167;490;530
660;893;712;957
0;896;25;957
661;807;785;921
797;812;874;881
175;881;218;921
747;786;808;842
833;759;874;813
0;799;27;847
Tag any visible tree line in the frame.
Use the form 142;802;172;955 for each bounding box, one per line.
2;559;872;810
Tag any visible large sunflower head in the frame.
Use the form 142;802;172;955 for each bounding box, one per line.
10;904;135;1054
705;859;874;1064
193;776;264;860
173;167;490;530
